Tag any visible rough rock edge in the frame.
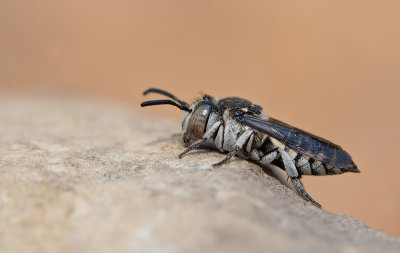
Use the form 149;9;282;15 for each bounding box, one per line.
0;96;399;253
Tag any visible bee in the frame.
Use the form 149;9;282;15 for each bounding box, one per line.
141;88;360;208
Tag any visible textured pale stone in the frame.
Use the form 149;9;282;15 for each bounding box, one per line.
0;95;399;253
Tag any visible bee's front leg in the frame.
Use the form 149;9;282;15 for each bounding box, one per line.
212;130;254;167
179;121;222;159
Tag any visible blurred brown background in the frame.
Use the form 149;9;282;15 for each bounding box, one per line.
1;1;399;236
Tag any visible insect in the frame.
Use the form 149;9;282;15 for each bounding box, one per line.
141;88;360;208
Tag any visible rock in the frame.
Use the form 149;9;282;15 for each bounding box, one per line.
0;95;399;253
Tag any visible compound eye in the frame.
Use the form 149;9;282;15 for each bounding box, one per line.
185;104;211;144
233;109;244;117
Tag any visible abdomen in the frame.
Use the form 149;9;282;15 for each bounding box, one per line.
256;135;352;176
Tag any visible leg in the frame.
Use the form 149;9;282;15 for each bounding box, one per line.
212;146;240;167
260;147;279;165
179;121;222;159
277;148;321;208
291;178;321;208
213;130;253;167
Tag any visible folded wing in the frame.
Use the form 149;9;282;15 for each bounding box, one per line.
236;114;357;169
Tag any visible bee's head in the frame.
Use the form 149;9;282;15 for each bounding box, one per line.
141;89;218;145
181;94;218;144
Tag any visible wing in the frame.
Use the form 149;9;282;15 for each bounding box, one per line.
236;114;357;169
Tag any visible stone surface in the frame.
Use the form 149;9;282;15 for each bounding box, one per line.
0;95;399;253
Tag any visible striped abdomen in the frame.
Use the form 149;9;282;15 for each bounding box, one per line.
255;136;359;176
